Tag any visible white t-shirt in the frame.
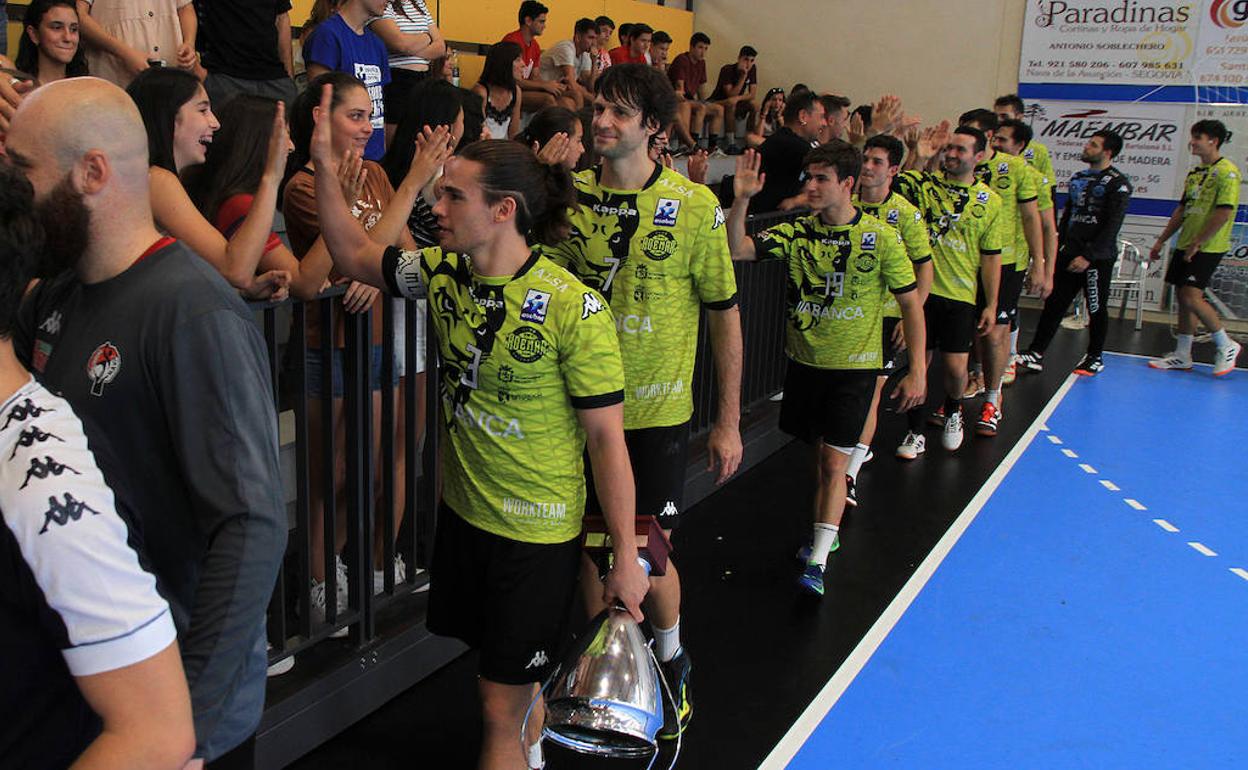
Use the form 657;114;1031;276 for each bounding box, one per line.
539;39;591;83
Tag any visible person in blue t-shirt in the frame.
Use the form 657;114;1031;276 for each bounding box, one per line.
304;0;391;160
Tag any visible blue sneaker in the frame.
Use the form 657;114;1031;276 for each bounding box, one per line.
795;536;840;563
798;563;825;596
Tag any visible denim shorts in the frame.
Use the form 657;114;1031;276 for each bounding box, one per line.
304;345;401;399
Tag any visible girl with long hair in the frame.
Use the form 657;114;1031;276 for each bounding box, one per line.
15;0;88;86
473;41;523;139
369;0;446;146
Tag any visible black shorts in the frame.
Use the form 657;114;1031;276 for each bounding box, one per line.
778;361;877;448
427;504;581;685
881;317;903;373
1164;249;1224;290
586;421;691;530
924;295;976;353
977;264;1024;326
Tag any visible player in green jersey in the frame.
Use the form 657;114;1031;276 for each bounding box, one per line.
728;141;926;597
307;86;651;770
959;109;1043;437
543;63;744;741
896;125;1006;455
995;93;1057;204
1149;119;1243;376
995;118;1059;385
846;134;932;503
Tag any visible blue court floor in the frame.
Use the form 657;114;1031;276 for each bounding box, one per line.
773;354;1248;769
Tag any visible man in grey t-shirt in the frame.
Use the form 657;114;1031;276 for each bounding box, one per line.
538;17;599;110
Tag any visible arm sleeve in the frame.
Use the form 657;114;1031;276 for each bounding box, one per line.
749;221;795;263
549;40;575;68
157;310;287;755
980;200;1006;255
1215;166;1241;208
1015;159;1038;203
881;229;918;294
1089;180;1132;261
380;245;431;299
558;288;625;408
303;24;341;70
690;199;739;309
895;171;926;210
899;205;933;264
1;397;175;678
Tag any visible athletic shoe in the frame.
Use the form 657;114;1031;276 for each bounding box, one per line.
1148;353;1193;371
1213;340;1242;377
927;405;947;427
895;431;926;460
1073;355;1104;377
311;556;351;638
976;402;1000;437
707;147;729;158
1002;361;1017;386
1060;314;1088;330
797;562;825;597
962;372;985;399
658;651;694;740
1016;350;1044;372
796;535;840;563
941;408;965;451
844;475;858;508
768;389;785;402
266;643;294;677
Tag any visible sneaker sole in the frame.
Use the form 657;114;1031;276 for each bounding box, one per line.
1148;362;1192;371
797;578;825;597
1073;369;1099;377
267;656;295;677
895;450;923;460
975;422;998;437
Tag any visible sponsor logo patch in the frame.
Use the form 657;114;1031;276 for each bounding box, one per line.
653;198;681;226
505;326;551;363
640;230;678;261
519;289;551;324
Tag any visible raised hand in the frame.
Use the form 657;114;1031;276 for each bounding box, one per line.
337;149;366;204
407;124;454;189
847;111;866;145
687;149;708;183
534;131;573;166
309;84;336;168
870;94;902;135
733;149;766;199
264;101;289;180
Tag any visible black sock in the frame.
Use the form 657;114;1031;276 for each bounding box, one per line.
907;406;926;432
707;133;719;150
944;396;962;415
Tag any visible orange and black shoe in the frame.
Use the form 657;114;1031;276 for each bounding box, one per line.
1074;355;1104;377
975;402;1001;437
658;650;693;740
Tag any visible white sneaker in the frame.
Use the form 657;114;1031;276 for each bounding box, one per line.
895;431;926;460
266;643;294;677
311;555;351;638
1213;340;1242;377
1148;352;1193;370
769;390;785;402
941;408;964;451
373;554;409;595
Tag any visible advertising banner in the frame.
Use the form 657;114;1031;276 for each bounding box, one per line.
1193;0;1248;88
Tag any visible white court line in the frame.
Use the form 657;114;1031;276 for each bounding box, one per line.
1061;448;1078;458
1047;435;1063;445
1103;350;1230;370
1232;568;1248;582
1079;463;1098;474
1153;519;1179;533
1124;498;1148;511
1100;480;1120;492
756;374;1079;770
1188;542;1217;557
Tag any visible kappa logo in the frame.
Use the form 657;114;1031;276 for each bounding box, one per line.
860;232;877;251
20;456;81;490
581;292;605;320
86;342;121;397
519;289;552;324
2;398;55;431
660;500;678;518
10;426;65;459
38;312;62;335
39;492;101;535
976;190;990;204
653;198;681;227
712;206;726;230
525;650;550;670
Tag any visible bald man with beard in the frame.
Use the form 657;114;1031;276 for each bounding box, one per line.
7;78;287;767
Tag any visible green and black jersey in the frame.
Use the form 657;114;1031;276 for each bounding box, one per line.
381;246;624;544
854;191;932;319
1023;141;1056;194
896;170;1006;305
543;164;738;430
1177;156;1241;254
752;209;917;370
974;150;1038;269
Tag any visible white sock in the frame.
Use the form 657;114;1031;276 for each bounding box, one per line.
810;523;839;568
653;620;682;663
1010;329;1019;356
527;741;545;769
1176;334;1194;359
1212;328;1232;349
846;443;870;481
985;389;1000;407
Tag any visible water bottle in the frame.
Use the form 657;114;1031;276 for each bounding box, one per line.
451;53;460;88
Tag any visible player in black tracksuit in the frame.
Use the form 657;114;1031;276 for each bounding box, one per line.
1019;129;1132;376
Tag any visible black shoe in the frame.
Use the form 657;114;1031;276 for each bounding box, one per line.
1073;355;1104;376
1016;350;1044;372
844;475;858;509
658;650;693;741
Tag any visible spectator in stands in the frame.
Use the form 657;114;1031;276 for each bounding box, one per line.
473;41;523;139
594;15;614;72
668;32;726;152
646;30;701;154
286;72;435;614
749;89;826;213
303;0;391;161
458;87;488;149
0;1;6;57
197;0;297;112
650;29;672;70
538;17;599;110
9;76;287;767
746;86;784;147
15;0;88;87
818;93;851;144
608;21;632;64
610;21;651;65
502;0;563;112
75;0;201;87
518;105;586;170
370;0;446;146
709;45;759;148
127;68;291;300
0;159;195;770
185;94;335;301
